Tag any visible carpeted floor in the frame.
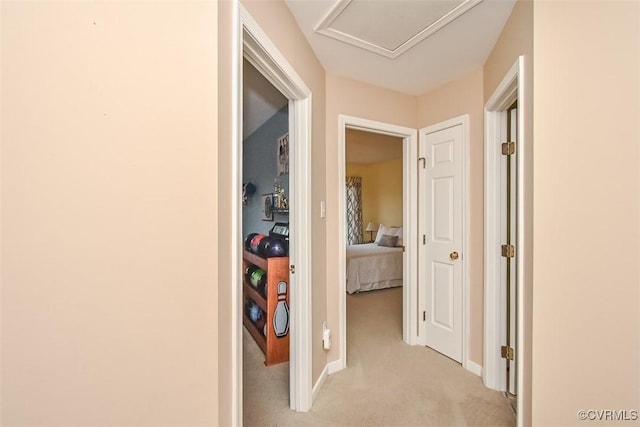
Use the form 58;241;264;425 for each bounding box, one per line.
243;286;516;427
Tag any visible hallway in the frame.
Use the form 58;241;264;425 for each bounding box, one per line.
243;287;515;426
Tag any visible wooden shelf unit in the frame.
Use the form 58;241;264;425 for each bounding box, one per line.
242;249;290;366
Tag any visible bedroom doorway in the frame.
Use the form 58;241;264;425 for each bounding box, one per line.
241;57;291;422
231;4;314;424
336;115;419;372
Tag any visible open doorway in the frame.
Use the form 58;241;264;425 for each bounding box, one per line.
336;116;419;372
336;115;474;373
230;5;314;424
343;129;405;364
241;58;291;423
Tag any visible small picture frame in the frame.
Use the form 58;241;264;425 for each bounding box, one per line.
261;194;274;221
277;133;289;176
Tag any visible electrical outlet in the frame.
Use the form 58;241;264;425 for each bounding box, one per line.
323;328;331;350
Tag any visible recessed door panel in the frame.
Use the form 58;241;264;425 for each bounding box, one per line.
432;261;454;331
432;139;454;166
432;177;454;243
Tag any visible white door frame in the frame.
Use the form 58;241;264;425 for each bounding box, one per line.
231;3;313;424
417;115;472;372
483;56;525;425
335;115;419;372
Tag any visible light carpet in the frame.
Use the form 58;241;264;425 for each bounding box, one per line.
243;287;516;427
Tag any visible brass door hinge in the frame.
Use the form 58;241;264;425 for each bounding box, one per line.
501;244;515;258
423;311;426;321
501;345;515;361
502;141;516;156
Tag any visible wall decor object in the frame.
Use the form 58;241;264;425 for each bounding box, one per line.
242;181;256;206
277;133;289;176
261;193;274;221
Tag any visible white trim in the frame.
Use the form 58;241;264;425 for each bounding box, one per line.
466;360;483;377
233;3;314;421
287;93;313;412
483;58;520;393
327;359;343;375
515;57;526;427
483;56;526;427
312;364;329;403
336;115;419;372
417;115;470;370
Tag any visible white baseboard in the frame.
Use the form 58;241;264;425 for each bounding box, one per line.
312;364;328;403
466;360;483;377
313;359;346;403
327;358;344;375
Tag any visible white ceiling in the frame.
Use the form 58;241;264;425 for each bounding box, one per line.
243;0;516;139
285;0;515;95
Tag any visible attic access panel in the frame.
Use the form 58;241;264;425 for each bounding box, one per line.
315;0;482;58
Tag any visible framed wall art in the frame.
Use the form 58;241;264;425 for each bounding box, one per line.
277;133;289;176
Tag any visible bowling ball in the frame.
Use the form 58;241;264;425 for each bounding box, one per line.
257;236;273;257
244;233;258;251
249;303;262;322
250;268;266;293
265;237;288;257
245;265;258;281
249;234;268;254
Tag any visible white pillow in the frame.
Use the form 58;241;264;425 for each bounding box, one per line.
374;224;399;244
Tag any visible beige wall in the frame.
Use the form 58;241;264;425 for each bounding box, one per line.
417;68;485;366
1;2;219;425
370;159;404;227
217;2;328;423
483;0;534;423
5;2;637;425
326;74;417;362
532;1;639;424
346;159;404;233
217;2;235;424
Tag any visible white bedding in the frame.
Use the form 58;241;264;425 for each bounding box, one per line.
346;243;403;294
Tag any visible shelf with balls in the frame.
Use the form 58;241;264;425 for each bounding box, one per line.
242;232;290;366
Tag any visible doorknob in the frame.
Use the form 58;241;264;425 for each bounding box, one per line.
450;251;459;260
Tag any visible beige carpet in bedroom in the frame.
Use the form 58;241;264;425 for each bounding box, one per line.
243;287;515;427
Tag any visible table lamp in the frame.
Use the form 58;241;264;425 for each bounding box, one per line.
365;222;378;242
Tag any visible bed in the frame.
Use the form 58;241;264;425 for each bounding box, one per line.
346;242;403;294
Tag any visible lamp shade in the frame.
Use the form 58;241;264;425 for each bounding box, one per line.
365;222;378;232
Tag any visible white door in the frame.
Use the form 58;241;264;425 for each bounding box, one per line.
419;123;463;363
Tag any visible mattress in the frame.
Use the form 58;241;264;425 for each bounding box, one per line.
346;243;403;294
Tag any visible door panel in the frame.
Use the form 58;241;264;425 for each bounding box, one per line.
433;177;454;242
432;261;454;330
419;124;463;363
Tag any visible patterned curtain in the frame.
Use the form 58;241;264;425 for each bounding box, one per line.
345;176;364;245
